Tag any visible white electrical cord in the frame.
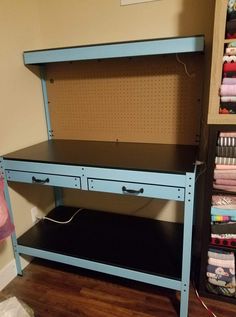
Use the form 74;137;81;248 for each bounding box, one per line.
37;208;83;224
195;162;207;183
176;53;195;78
194;285;218;317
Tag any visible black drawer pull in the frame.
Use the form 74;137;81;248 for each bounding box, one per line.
122;186;144;194
32;176;50;184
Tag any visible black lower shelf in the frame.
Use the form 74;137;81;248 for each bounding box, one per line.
200;286;236;304
18;206;183;280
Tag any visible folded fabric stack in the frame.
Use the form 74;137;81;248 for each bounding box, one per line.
220;42;236;114
212;132;236;246
213;132;236;192
226;0;236;39
219;1;236;113
206;248;236;297
211;194;236;248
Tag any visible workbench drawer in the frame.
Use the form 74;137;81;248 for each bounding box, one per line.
6;170;81;189
88;178;184;201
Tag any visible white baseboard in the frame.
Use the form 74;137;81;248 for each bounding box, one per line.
0;257;31;291
0;260;17;291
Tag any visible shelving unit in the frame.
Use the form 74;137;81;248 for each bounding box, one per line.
1;35;204;317
199;125;236;304
207;0;227;123
198;0;236;305
207;0;236;123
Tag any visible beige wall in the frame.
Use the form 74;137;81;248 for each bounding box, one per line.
37;0;214;48
0;0;215;271
0;0;47;270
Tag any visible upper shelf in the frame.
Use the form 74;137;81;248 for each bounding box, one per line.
23;35;204;65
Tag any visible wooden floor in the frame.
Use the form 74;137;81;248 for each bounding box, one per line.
1;260;236;317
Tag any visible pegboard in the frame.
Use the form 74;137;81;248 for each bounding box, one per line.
46;54;203;144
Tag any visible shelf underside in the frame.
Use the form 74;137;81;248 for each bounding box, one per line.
18;206;183;280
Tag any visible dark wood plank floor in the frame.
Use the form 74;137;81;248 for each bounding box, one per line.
1;260;235;317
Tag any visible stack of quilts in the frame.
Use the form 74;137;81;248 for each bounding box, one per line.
211;131;236;248
219;1;236;113
220;42;236;114
226;0;236;39
206;248;235;297
211;195;236;248
213;131;236;192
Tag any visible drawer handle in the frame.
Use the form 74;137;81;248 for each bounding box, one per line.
122;186;144;194
32;176;50;184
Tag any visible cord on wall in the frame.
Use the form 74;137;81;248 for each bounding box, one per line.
176;54;195;78
194;161;207;183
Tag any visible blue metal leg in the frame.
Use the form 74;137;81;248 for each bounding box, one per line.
41;66;64;208
40;66;53;139
0;157;22;275
54;187;63;207
180;172;196;317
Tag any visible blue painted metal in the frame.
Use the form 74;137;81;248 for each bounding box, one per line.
40;67;64;206
179;170;196;317
6;170;81;190
88;178;184;201
24;36;204;65
4;161;84;178
83;166;187;187
0;157;4;179
54;187;64;207
40;66;53;139
4;160;186;188
0;157;22;275
17;245;182;291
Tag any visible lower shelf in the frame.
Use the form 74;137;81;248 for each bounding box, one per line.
200;286;236;304
17;206;183;282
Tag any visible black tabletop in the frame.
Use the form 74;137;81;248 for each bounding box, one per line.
4;139;197;174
